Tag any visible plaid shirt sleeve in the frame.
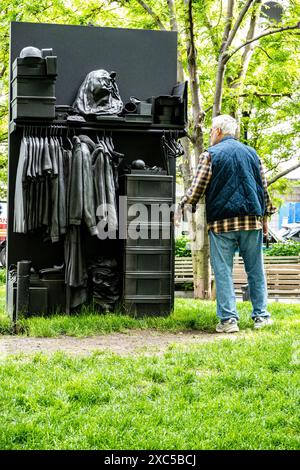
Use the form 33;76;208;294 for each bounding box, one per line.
259;159;277;217
179;151;212;209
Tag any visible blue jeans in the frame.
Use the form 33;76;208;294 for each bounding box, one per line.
209;229;270;322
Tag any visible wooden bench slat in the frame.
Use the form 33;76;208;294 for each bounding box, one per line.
267;291;300;295
175;257;300;296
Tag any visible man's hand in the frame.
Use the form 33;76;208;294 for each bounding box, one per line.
263;217;268;236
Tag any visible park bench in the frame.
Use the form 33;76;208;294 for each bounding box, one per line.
234;255;300;265
233;255;300;298
174;257;194;283
175;256;300;298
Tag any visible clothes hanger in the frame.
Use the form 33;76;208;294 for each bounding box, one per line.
59;125;64;147
167;131;179;154
105;133;114;154
101;130;110;155
66;126;73;149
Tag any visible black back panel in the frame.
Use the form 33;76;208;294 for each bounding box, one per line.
10;22;177;105
7;22;178;312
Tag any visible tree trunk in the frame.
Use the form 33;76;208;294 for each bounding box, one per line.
184;0;210;299
213;0;257;118
167;0;191;191
213;0;234;117
230;1;262;136
213;58;227;117
136;0;199;292
190;202;211;299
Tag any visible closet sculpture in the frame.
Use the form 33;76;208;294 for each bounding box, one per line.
7;21;186;319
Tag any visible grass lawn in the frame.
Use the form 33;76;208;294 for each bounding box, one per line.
0;283;300;337
0;282;299;449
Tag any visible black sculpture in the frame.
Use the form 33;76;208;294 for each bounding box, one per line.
19;46;43;59
73;69;123;116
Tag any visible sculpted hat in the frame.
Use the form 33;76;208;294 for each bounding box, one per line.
19;46;43;59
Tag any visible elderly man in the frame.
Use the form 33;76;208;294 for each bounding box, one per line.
176;114;276;333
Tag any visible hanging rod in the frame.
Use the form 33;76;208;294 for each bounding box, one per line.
9;120;187;136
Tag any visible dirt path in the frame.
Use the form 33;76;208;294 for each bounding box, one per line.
0;329;244;357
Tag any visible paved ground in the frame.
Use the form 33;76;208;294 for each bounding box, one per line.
0;329;245;357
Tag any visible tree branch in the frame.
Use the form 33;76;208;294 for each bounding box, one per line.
0;65;6;79
167;0;177;31
213;0;235;116
166;0;185;82
230;0;262;95
204;104;213;114
184;0;204;156
239;92;292;98
212;0;223;29
227;22;300;61
224;0;255;50
202;12;220;58
265;157;296;175
256;45;272;60
268;161;300;186
219;0;234;54
136;0;166;30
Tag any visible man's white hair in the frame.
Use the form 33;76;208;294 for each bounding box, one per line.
212;114;237;136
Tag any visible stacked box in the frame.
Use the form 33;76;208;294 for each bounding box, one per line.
11;57;56;120
120;174;174;317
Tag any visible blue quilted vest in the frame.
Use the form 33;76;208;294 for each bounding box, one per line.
205;136;265;223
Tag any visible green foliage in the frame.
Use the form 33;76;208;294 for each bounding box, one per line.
265;241;300;256
0;2;300;211
267;178;296;209
0;151;7;200
175;235;191;257
0;0;133;189
118;0;300;199
179;281;193;291
0;268;6;284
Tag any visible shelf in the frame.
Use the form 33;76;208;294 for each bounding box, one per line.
9;118;187;135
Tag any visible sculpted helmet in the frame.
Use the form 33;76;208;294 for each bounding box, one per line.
19;46;43;59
